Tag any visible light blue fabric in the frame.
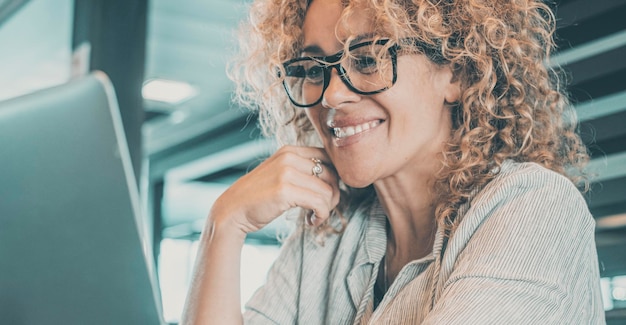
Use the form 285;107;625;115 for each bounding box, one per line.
244;161;606;324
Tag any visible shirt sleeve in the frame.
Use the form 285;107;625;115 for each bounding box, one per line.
422;167;606;324
243;225;304;325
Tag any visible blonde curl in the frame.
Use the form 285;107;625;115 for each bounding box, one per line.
229;0;590;238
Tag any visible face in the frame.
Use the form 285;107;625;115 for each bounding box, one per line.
301;0;460;188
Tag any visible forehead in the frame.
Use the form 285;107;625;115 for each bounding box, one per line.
302;0;375;54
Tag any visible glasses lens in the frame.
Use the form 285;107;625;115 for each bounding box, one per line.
283;59;326;107
343;42;394;93
282;41;395;107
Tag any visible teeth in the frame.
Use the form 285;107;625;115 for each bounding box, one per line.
333;120;380;138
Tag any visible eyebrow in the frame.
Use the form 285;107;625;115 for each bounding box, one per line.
348;33;376;46
300;44;324;56
300;33;378;57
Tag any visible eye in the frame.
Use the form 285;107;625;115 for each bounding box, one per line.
304;65;325;84
351;55;379;74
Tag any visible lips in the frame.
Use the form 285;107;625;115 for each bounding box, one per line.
330;119;383;139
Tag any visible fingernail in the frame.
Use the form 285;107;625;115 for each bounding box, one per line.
310;213;317;225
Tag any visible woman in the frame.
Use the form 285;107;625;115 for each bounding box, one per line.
182;0;605;324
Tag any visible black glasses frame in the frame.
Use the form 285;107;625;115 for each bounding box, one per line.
280;39;399;108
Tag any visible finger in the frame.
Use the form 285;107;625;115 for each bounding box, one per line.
304;210;315;227
270;146;342;219
272;147;340;193
292;149;341;214
277;145;333;166
291;176;337;216
307;161;341;212
279;185;334;221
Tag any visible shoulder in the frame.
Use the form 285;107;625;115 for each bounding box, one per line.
442;160;598;285
450;160;594;251
487;160;581;193
470;160;590;218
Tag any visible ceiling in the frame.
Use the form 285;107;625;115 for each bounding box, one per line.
0;0;72;101
143;0;254;160
551;0;626;284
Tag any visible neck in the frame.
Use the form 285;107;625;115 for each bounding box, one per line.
373;159;439;269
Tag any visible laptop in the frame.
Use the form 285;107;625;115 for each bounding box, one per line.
0;72;165;325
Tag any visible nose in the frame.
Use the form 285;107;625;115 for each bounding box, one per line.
321;67;360;109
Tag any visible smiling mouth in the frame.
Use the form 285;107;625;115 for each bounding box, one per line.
332;120;383;138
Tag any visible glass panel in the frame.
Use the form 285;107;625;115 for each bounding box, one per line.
158;238;281;323
0;0;73;101
612;275;626;310
601;277;614;311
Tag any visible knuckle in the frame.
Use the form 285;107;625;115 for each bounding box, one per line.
316;209;330;222
331;192;341;207
316;195;331;216
275;184;291;201
278;166;297;183
275;150;297;167
322;180;334;193
277;145;297;157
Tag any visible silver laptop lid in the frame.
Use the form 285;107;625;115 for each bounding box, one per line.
0;72;164;325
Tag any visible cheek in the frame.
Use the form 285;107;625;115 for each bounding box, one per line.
382;83;451;143
304;108;327;138
305;108;319;130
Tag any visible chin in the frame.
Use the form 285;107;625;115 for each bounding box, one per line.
338;172;374;189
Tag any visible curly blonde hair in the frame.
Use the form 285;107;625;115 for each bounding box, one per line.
229;0;590;236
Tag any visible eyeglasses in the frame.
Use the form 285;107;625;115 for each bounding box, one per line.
280;39;399;108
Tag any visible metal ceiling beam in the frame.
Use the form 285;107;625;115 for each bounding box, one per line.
147;116;260;180
144;106;247;156
145;41;230;69
576;90;626;122
149;11;236;36
165;138;274;183
588;151;626;183
551;29;626;67
556;0;626;29
597;213;626;231
0;0;29;28
567;46;626;86
149;0;246;24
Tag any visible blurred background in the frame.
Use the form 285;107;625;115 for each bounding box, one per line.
0;0;625;323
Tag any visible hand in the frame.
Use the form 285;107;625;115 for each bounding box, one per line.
209;145;341;235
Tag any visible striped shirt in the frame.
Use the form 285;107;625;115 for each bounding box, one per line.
243;161;606;324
